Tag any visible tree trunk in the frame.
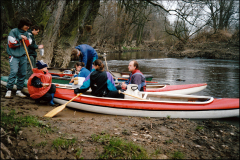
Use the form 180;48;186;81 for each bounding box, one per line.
37;0;100;68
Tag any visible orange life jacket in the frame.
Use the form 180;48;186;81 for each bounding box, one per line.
27;68;52;99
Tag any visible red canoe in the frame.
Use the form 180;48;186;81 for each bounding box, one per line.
52;88;239;119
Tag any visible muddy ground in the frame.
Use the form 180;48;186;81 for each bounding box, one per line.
1;86;239;159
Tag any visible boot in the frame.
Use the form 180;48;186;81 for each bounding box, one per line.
49;93;55;105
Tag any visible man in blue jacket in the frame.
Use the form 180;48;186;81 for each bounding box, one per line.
71;44;98;72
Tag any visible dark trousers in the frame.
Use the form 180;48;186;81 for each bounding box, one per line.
105;90;124;99
37;84;56;102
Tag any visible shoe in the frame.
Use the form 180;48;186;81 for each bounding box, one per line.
49;93;55;105
16;90;27;98
5;90;12;98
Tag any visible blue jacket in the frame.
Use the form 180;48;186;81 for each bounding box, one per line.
73;67;90;78
75;44;98;71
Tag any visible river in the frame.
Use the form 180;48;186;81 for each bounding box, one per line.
68;51;239;126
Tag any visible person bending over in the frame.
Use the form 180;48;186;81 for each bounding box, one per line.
74;59;124;98
71;44;98;72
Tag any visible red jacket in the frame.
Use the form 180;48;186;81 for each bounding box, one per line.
27;68;52;99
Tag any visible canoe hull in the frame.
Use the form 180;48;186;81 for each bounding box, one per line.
54;98;239;119
53;88;239;119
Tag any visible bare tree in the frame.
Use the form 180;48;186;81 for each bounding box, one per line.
146;0;238;42
206;0;237;32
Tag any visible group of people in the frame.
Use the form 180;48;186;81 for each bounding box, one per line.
72;59;146;99
4;17;146;105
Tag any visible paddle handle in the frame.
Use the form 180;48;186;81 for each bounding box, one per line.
104;55;109;72
22;40;33;70
66;93;82;105
118;90;146;100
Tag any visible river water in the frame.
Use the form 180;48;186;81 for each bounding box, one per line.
68;51;239;126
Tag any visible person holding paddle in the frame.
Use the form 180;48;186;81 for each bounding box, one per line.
118;60;146;91
5;17;32;98
74;59;124;98
71;44;98;72
27;60;56;105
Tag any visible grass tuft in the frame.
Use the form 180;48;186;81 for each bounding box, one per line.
196;125;204;131
92;134;149;159
1;109;44;134
36;141;48;147
52;137;76;151
75;148;84;159
171;150;185;159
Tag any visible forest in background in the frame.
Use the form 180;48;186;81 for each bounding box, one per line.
1;0;239;68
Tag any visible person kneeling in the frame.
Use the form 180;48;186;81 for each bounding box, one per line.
74;59;124;99
27;60;56;105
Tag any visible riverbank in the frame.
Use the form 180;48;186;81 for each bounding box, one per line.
95;31;239;60
1;85;239;159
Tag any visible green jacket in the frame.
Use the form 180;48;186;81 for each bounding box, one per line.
7;28;31;57
27;29;38;57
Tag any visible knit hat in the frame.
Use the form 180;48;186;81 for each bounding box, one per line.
36;60;47;69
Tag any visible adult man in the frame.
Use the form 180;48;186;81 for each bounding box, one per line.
120;60;146;91
5;17;32;98
71;44;98;71
26;25;44;79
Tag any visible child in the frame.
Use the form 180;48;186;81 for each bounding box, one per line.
69;62;90;84
27;60;56;105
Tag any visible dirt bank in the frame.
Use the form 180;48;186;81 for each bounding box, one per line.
1;86;239;159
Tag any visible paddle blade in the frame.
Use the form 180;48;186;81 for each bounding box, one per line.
44;104;66;118
43;93;82;118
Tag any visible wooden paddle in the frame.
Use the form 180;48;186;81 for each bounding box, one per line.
118;90;147;100
22;40;33;69
103;53;120;81
103;53;109;72
44;93;82;118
